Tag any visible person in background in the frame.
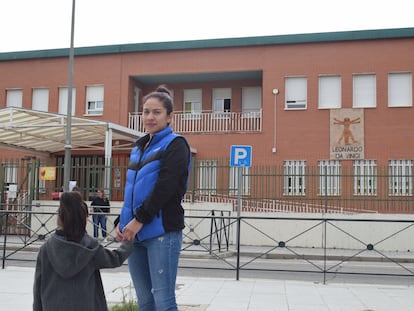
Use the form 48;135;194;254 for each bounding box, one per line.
33;191;133;311
91;189;110;242
116;85;191;311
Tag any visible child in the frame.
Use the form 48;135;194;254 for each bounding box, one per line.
33;191;133;311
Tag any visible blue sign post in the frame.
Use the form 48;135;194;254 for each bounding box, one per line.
230;145;252;167
230;145;252;281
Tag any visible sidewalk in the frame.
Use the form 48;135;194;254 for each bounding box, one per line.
1;266;413;311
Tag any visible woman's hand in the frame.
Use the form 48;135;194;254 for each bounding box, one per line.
122;218;143;242
115;224;124;242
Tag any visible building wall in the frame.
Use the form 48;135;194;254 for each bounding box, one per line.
0;34;413;168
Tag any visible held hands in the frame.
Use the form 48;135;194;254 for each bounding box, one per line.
115;218;143;242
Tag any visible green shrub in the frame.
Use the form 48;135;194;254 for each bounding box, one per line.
111;301;138;311
110;283;137;311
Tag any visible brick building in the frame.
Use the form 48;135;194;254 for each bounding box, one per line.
0;27;413;210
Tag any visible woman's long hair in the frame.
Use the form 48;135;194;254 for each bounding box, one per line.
58;191;87;242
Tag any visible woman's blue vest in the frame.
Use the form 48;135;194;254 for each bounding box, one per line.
119;126;180;241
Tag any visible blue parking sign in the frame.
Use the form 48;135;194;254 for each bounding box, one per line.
230;145;252;167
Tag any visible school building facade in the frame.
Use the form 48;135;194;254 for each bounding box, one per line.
0;27;413;212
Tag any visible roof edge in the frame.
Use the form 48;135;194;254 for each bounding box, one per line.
1;27;414;61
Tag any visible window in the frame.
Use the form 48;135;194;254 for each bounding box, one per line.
285;77;307;109
183;89;202;119
86;85;104;115
389;160;413;196
242;86;262;117
58;87;76;115
318;75;341;109
3;163;18;184
353;74;376;108
388;72;412;107
318;160;341;195
198;160;217;195
353;160;377;195
284;160;306;195
212;88;231;118
32;88;49;112
6;89;23;108
229;166;251;195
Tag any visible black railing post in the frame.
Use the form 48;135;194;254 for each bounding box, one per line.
323;166;328;284
2;213;9;269
209;210;214;255
236;216;241;281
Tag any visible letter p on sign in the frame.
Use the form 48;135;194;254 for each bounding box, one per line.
230;145;252;167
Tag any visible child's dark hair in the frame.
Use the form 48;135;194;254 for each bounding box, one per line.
143;85;173;115
58;191;87;242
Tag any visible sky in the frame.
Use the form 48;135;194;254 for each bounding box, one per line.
0;0;413;53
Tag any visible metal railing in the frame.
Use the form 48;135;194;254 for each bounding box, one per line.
128;110;263;133
2;207;414;284
1;159;413;214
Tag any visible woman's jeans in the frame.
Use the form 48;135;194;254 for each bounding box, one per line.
92;214;107;238
128;231;182;311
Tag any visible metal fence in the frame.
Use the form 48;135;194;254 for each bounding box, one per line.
1;158;413;214
1;207;414;284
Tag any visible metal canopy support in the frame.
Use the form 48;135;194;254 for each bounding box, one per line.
104;127;113;197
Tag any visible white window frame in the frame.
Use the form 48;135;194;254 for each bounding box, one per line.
32;88;49;112
58;87;76;115
86;85;104;115
3;163;18;184
353;160;377;195
242;86;262;118
183;89;202;120
318;75;341;109
284;160;306;196
318;160;341;196
6;89;23;108
389;160;413;196
285;77;307;110
198;160;217;195
212;88;231;119
388;72;413;107
229;166;251;196
353;74;376;108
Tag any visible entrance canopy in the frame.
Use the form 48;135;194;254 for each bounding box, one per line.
0;107;143;156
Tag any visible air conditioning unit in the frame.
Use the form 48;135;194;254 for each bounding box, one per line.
286;99;306;109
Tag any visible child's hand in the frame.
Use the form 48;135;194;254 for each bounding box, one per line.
122;218;143;242
115;224;124;242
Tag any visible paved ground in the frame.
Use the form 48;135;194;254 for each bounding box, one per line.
1;265;414;311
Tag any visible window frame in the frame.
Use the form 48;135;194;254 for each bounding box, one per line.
353;74;376;108
285;77;307;110
6;88;23;108
86;85;104;115
318;75;341;109
183;89;202;120
229;166;251;196
32;88;49;112
197;160;217;195
58;87;76;115
212;88;232;119
242;86;262;118
353;160;377;196
283;160;306;196
388;72;413;108
389;159;413;196
318;160;341;196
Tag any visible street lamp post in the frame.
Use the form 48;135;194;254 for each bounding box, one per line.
63;0;76;191
272;88;279;153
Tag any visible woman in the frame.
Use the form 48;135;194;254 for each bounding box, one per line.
116;85;191;311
